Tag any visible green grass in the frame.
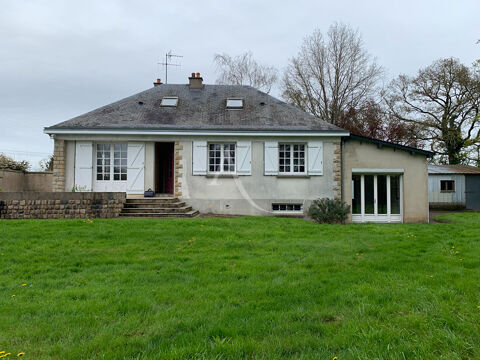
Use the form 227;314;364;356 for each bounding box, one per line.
0;213;479;359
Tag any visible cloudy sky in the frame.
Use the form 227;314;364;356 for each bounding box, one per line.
0;0;478;169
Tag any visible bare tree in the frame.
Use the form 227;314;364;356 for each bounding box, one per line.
282;23;384;126
385;58;480;164
39;154;54;172
213;52;278;93
337;100;422;147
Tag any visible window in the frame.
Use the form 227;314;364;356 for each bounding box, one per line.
440;180;455;192
96;144;111;180
351;174;402;222
226;98;243;109
352;175;361;214
208;143;235;173
96;143;127;181
272;204;303;212
390;175;401;214
160;96;178;107
279;144;305;174
113;144;128;181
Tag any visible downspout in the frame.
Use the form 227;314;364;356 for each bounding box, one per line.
341;137;345;203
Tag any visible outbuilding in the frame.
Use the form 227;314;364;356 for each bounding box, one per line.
428;164;480;210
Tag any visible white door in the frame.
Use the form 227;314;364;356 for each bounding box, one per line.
127;142;145;194
93;143;128;192
351;174;403;223
75;141;93;191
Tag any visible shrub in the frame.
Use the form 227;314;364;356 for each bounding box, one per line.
0;153;30;171
308;198;351;224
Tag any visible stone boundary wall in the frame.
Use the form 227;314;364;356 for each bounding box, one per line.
0;169;53;192
0;192;126;219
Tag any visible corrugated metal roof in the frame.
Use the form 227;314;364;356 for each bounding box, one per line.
428;164;480;175
45;84;345;133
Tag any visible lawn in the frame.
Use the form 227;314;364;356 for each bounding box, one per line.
0;213;479;359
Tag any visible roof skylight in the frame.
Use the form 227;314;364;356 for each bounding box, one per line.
161;96;178;107
226;98;243;109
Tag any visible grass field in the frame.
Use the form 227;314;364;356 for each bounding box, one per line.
0;213;479;359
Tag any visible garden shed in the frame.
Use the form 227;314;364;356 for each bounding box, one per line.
428;164;480;210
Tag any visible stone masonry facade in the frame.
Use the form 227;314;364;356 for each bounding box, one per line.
332;141;342;201
0;192;125;219
174;141;183;198
52;139;66;192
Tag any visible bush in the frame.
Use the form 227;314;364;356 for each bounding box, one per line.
0;153;30;171
308;198;351;224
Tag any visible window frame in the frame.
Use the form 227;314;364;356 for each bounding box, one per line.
226;98;244;109
160;96;179;107
440;180;455;192
96;144;111;181
207;142;237;174
272;203;303;213
278;143;307;175
95;143;128;182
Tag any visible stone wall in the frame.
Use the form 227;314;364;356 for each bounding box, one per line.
52;139;66;192
0;192;125;219
0;169;53;192
332;141;341;201
174;141;183;197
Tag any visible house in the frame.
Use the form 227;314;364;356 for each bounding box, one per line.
428;164;480;210
44;73;433;222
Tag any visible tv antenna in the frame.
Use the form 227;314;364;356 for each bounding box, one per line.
159;51;183;84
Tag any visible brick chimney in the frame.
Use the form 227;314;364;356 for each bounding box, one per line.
189;72;203;89
153;78;162;87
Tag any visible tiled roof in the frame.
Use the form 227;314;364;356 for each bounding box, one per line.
45;84;346;133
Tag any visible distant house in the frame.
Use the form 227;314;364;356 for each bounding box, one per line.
428;164;480;210
44;73;434;222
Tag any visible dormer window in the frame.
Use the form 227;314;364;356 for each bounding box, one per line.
226;98;243;109
161;96;178;107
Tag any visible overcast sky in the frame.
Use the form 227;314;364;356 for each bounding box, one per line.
0;0;478;169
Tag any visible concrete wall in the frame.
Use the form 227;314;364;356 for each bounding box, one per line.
0;169;24;191
428;174;465;206
0;169;53;192
344;139;429;223
178;137;340;216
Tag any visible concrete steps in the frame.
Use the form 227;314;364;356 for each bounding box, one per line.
120;197;199;218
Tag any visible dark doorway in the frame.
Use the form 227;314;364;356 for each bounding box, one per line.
155;142;174;194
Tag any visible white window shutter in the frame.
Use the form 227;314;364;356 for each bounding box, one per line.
192;141;207;175
264;141;278;175
74;141;93;191
127;142;145;194
308;141;323;175
236;141;251;175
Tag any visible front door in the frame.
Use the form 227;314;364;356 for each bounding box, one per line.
155;142;174;194
351;174;403;223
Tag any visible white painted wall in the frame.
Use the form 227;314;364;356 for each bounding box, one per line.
179;137;338;216
60;134;338;215
428;174;465;204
